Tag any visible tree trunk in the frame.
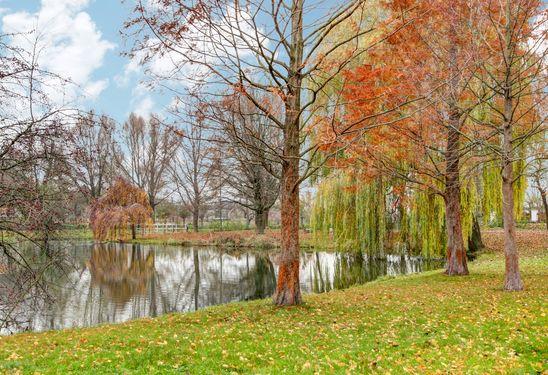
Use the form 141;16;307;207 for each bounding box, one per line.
467;215;484;257
131;224;136;240
274;159;301;305
255;209;267;235
193;249;200;311
192;207;199;233
273;0;303;306
444;119;468;275
537;183;548;231
501;0;523;291
501;122;523;291
444;25;468;276
444;190;468;275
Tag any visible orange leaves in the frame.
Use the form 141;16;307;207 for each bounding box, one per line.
89;177;153;241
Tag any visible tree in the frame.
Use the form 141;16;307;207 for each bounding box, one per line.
117;113;180;213
70;112;117;201
170;116;213;232
90;177;153;241
126;0;410;305
324;0;490;275
0;31;74;330
207;93;281;234
530;157;547;230
472;0;546;290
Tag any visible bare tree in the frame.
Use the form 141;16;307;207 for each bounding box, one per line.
117;113;180;213
126;0;412;305
0;31;74;330
170;118;213;232
208;93;281;234
70;112;117;201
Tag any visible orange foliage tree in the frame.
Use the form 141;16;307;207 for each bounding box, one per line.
318;0;487;275
90;177;153;241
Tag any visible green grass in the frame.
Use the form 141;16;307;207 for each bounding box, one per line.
0;251;546;374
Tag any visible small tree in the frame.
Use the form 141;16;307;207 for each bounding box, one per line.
90;177;153;241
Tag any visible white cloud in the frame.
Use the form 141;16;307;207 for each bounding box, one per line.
1;0;115;103
133;96;155;119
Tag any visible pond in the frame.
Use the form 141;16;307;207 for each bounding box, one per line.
0;242;444;334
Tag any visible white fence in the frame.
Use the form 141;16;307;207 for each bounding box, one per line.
138;223;188;234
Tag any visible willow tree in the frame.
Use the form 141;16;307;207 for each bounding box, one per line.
125;0;412;305
90;177;153;241
317;0;492;275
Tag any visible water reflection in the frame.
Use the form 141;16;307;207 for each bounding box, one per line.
0;243;443;334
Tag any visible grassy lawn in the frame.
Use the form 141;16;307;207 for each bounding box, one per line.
0;247;546;374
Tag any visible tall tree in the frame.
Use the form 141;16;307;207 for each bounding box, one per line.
207;93;282;234
324;0;489;274
70;112;117;201
472;0;546;290
126;0;409;305
117;113;180;212
170;117;213;232
0;32;74;330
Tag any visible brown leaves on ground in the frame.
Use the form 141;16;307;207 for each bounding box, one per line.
482;229;548;257
141;229;313;249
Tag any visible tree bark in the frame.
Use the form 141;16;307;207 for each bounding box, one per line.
131;224;136;240
467;215;484;257
273;0;303;306
444;116;468;275
192;207;199;233
444;190;468;275
501;122;523;291
193;248;200;311
501;0;523;291
255;209;267;234
274;158;301;305
443;24;468;276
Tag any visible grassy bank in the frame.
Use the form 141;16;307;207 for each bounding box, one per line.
125;229;318;249
0;246;546;373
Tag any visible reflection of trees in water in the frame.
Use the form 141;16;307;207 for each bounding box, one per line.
87;243;155;305
83;245;278;325
3;243;443;334
0;242;80;334
248;254;276;300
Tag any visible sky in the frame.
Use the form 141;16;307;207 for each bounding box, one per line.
0;0;169;122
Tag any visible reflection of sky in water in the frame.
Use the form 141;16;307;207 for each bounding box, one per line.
1;243;443;334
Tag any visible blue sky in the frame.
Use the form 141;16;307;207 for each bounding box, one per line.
0;0;169;122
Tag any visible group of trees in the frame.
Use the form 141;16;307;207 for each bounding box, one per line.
72;108;282;238
0;0;545;316
125;0;546;304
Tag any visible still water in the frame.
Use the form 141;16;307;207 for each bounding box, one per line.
0;242;444;334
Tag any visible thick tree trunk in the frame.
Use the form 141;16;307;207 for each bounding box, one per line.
444;117;468;275
131;224;136;240
444;190;468;275
274;158;301;305
273;0;303;306
443;24;468;276
255;209;267;234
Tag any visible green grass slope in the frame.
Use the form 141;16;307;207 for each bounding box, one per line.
0;252;546;374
